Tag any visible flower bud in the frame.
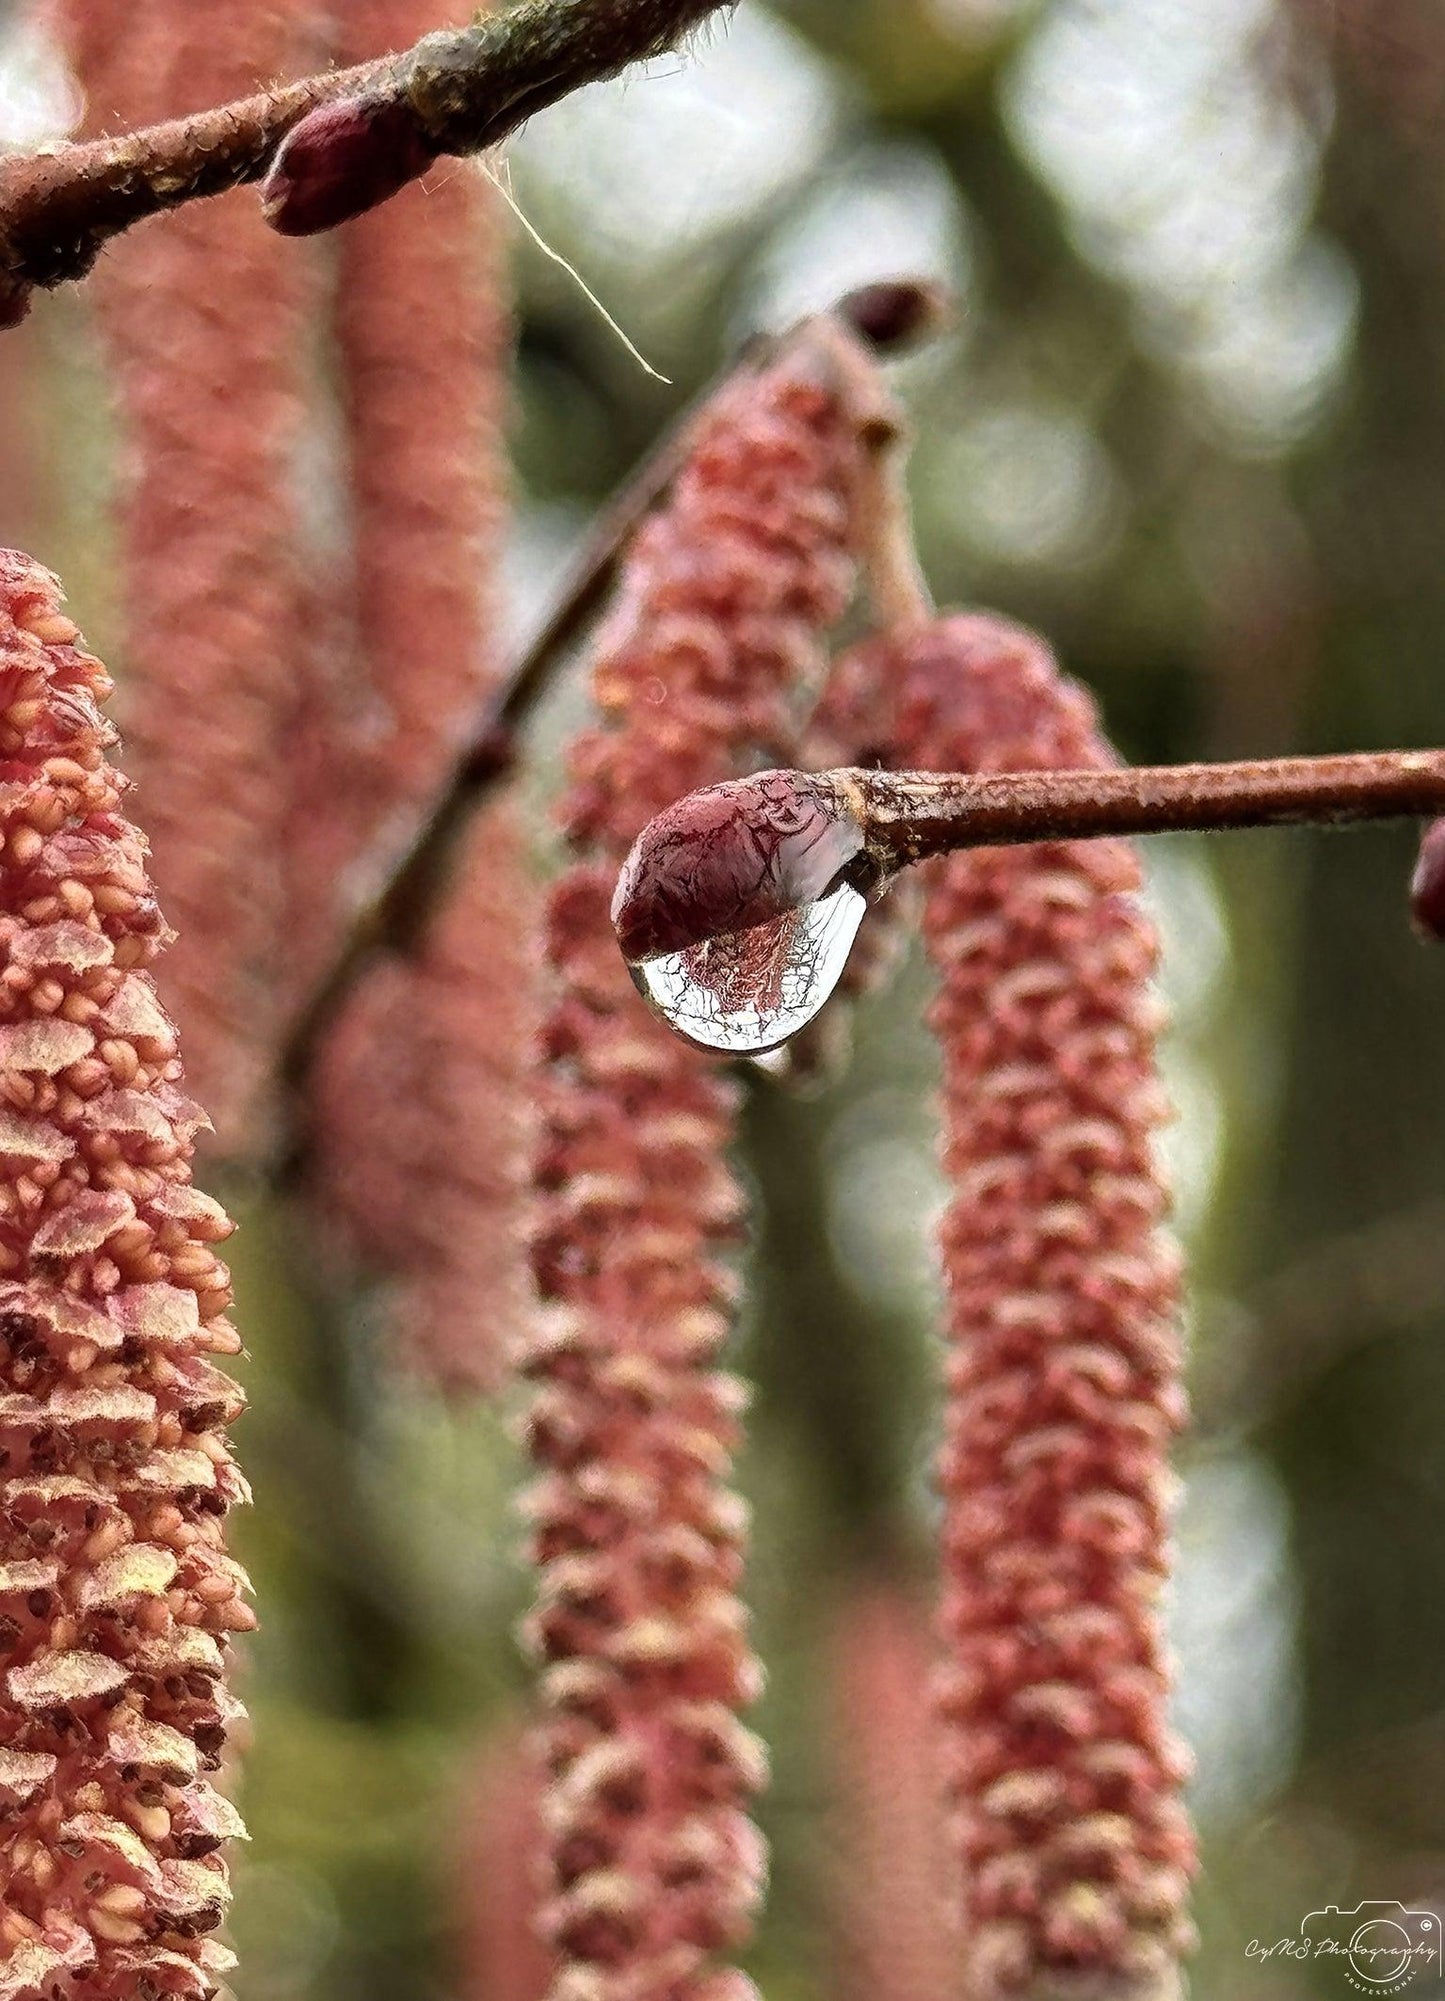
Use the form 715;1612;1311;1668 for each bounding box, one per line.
611;770;864;965
262;94;437;235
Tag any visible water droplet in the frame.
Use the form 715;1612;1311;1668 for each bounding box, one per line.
629;882;868;1055
612;768;868;965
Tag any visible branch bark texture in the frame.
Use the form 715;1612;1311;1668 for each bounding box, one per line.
0;0;735;321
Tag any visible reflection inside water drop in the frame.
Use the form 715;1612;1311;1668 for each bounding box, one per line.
629;882;869;1055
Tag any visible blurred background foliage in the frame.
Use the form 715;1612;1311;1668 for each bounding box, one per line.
3;0;1445;1994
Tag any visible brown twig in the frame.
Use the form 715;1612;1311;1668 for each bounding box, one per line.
0;0;735;323
611;752;1445;968
846;750;1445;870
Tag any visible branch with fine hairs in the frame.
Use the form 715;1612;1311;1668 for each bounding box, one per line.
275;279;947;1111
844;749;1445;869
608;751;1445;969
0;0;734;324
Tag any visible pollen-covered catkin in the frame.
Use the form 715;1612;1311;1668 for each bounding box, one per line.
527;317;895;2001
301;0;536;1393
0;552;249;2001
850;612;1196;2001
827;1585;957;2001
458;1722;554;2001
50;0;313;1152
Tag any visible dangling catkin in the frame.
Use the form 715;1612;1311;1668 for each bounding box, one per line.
458;1720;555;2001
50;0;315;1153
526;316;895;2001
849;612;1196;2001
0;551;250;2001
303;0;536;1394
826;1583;958;2001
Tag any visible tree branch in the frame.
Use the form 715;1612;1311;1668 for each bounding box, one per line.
0;0;735;324
846;750;1445;869
610;753;1445;969
276;279;946;1108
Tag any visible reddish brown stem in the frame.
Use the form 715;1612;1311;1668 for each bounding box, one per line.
0;0;733;321
847;749;1445;871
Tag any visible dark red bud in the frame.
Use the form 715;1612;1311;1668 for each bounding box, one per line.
612;769;866;964
1411;817;1445;941
838;279;951;354
261;94;437;235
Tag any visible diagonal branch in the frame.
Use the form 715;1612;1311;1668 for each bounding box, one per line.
0;0;735;324
275;280;946;1107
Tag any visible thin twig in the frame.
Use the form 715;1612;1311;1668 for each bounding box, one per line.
0;0;735;323
611;753;1445;966
846;750;1445;870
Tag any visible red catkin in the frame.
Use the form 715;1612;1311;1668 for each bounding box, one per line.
826;1585;958;2001
310;800;537;1392
50;0;313;1153
0;552;249;2001
525;317;894;2001
853;613;1196;2000
303;0;535;1393
458;1722;555;2001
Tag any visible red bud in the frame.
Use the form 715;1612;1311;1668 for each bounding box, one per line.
838;278;950;354
611;768;866;964
1411;817;1445;941
261;95;436;235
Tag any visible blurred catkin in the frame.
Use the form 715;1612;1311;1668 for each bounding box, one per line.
458;1722;555;2001
858;613;1196;2001
303;0;535;1394
525;319;893;2001
0;552;250;2000
49;0;314;1153
827;1585;958;2001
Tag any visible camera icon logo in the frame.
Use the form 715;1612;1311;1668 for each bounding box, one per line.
1302;1903;1443;1992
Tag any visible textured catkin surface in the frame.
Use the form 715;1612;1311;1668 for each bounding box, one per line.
0;554;250;2000
51;0;314;1155
868;614;1196;2001
289;0;513;954
302;0;538;1393
526;322;887;2001
827;1586;958;2001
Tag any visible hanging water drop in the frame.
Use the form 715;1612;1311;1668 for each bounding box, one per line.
612;767;877;1054
628;881;870;1054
